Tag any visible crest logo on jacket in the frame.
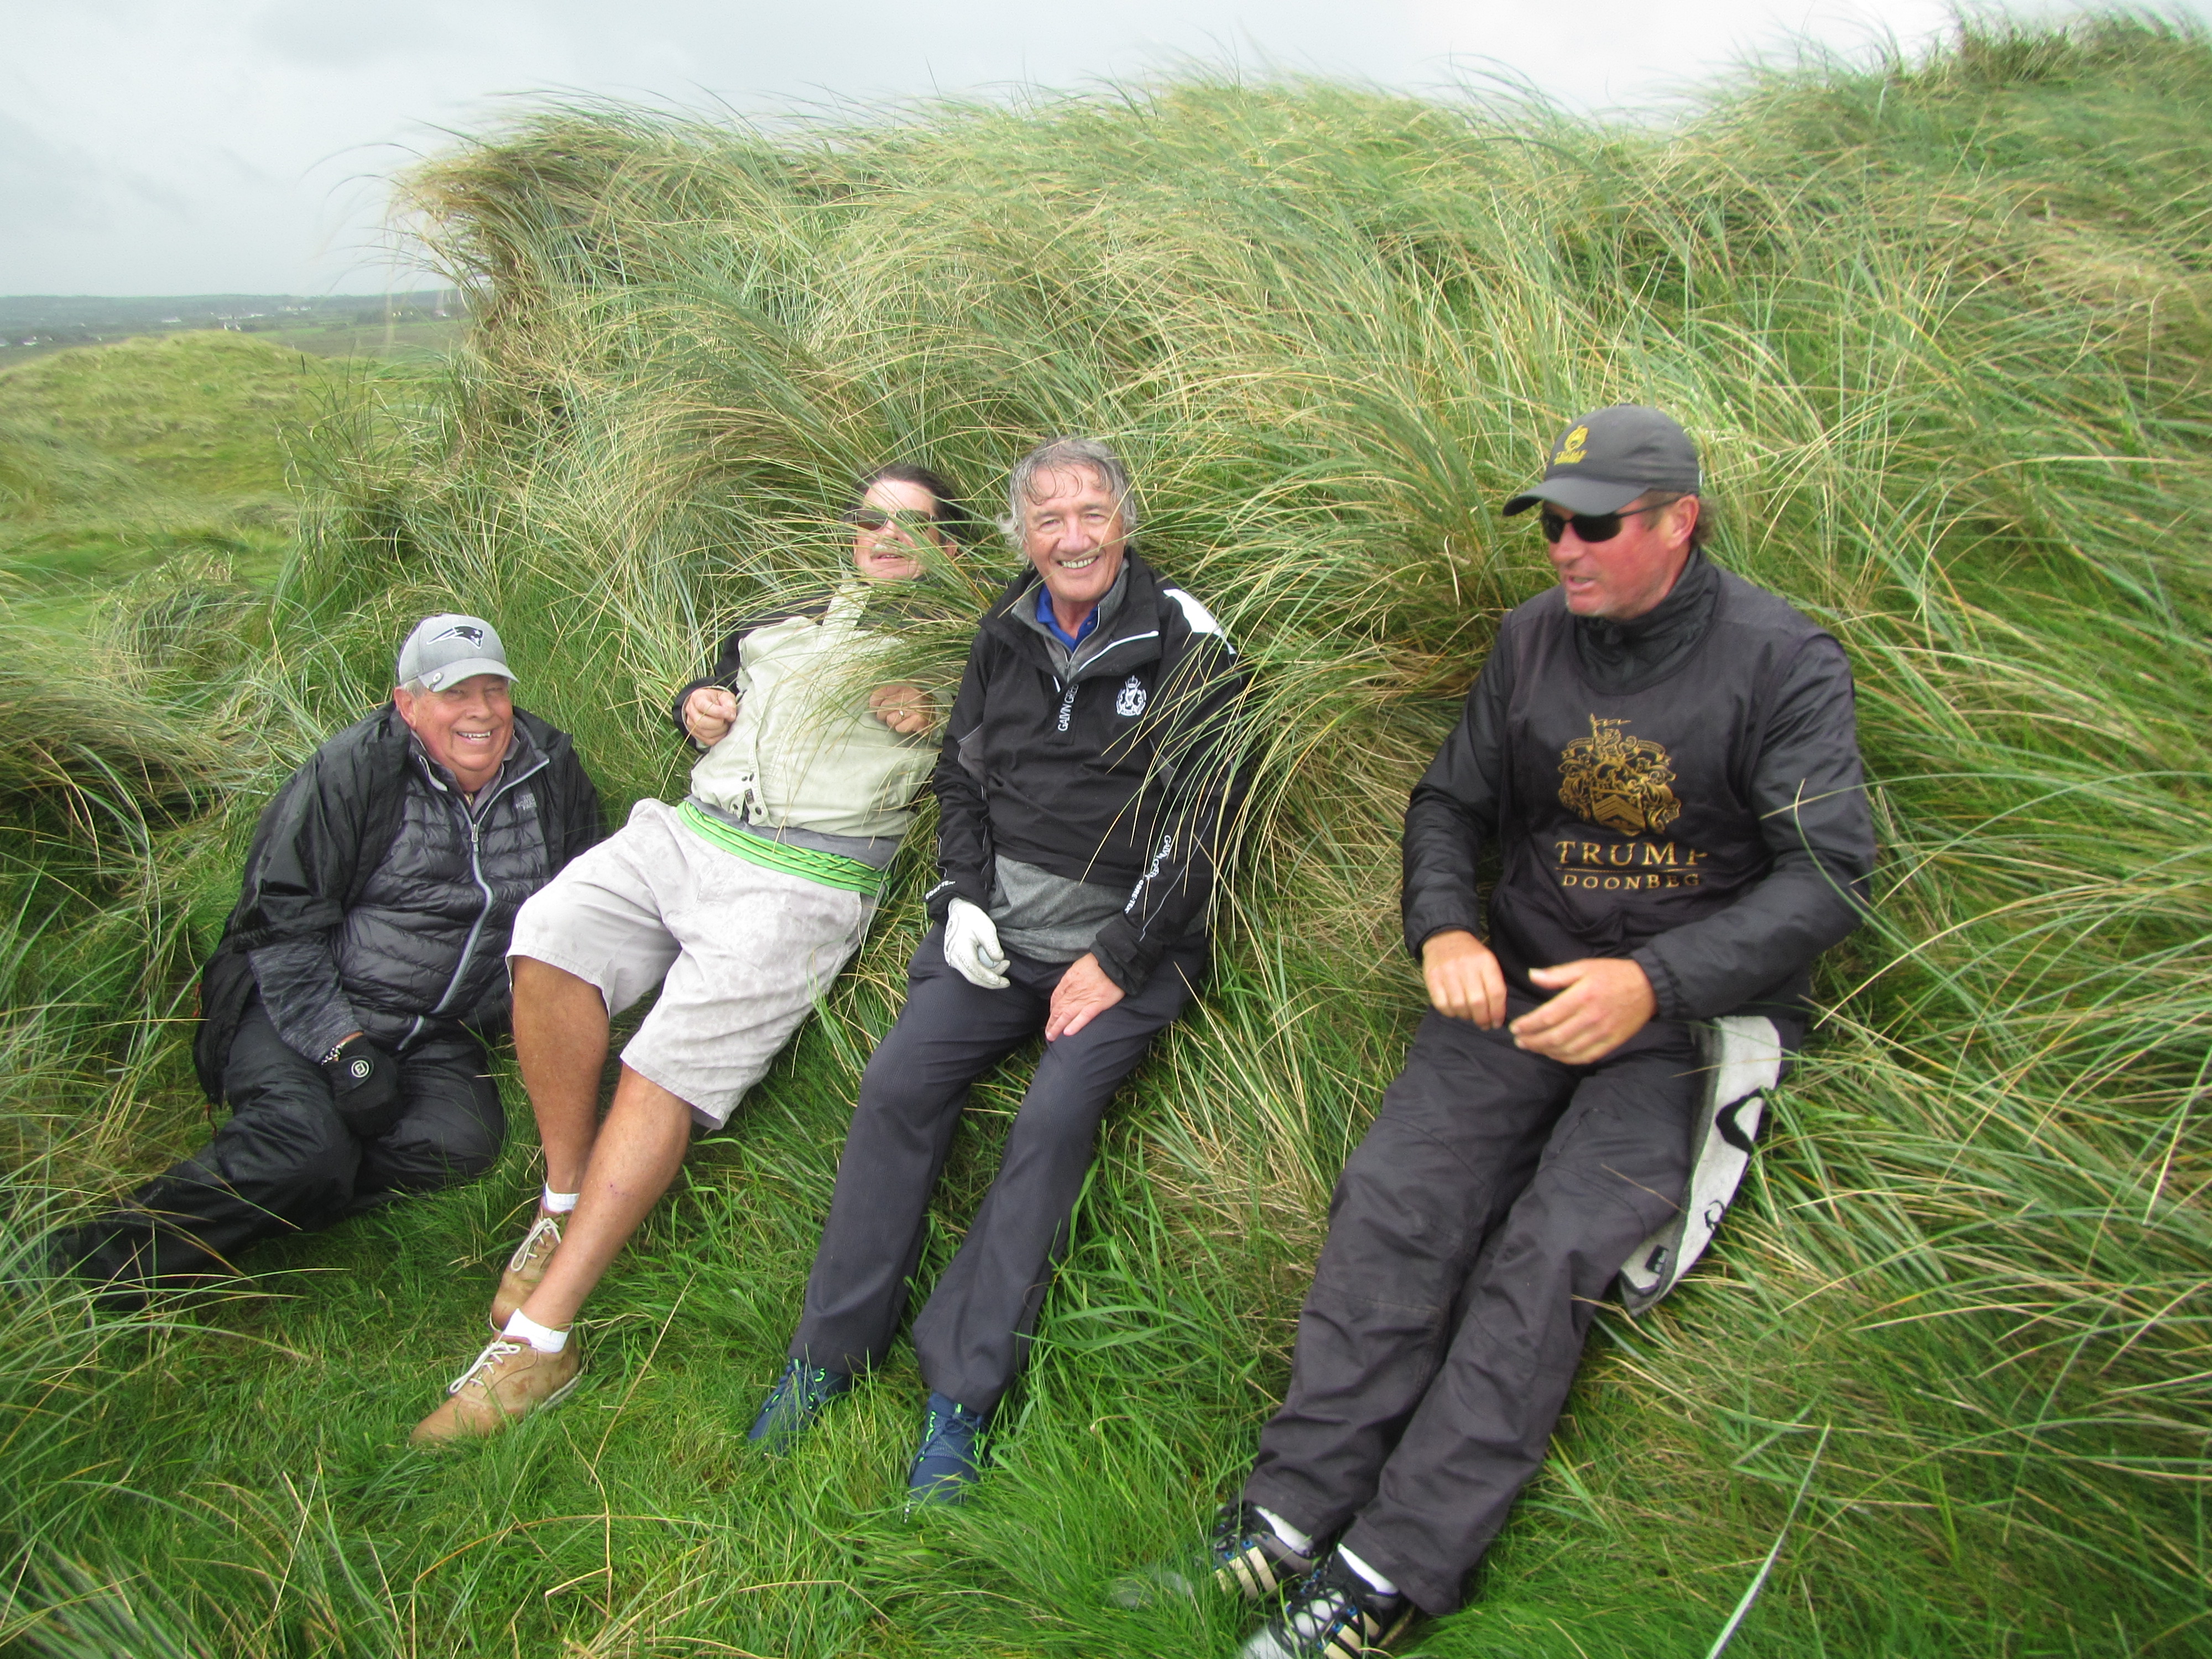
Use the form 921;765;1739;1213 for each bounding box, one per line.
1558;715;1681;836
1115;676;1146;718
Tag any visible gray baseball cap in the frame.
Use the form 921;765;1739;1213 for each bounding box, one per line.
1503;405;1702;517
397;614;515;692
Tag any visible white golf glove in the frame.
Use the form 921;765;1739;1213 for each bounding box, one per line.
942;898;1010;990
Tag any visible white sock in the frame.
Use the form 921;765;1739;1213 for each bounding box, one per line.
1255;1506;1314;1554
1338;1546;1398;1598
541;1187;579;1214
502;1310;570;1353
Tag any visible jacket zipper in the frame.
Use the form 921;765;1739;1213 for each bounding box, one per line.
405;750;550;1047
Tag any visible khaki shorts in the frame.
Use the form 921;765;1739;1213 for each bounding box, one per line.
508;798;875;1128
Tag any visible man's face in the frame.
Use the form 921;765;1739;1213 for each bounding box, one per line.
850;477;948;582
1019;465;1128;619
394;673;515;794
1545;493;1700;620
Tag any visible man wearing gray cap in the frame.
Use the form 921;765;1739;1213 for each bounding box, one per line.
1198;406;1875;1656
53;614;603;1304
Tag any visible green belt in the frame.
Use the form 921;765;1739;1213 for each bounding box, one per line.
677;800;887;896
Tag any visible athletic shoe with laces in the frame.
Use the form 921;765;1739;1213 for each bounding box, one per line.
409;1336;581;1443
489;1210;562;1331
905;1390;989;1505
1239;1550;1415;1658
747;1359;853;1451
1105;1498;1324;1610
1213;1500;1321;1601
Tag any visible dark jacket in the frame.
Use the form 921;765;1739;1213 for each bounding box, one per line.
192;705;603;1100
925;552;1249;993
1401;558;1874;1021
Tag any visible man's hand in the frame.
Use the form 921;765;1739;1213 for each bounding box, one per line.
682;686;739;746
1046;953;1124;1041
869;682;936;736
1510;958;1656;1063
1422;930;1507;1028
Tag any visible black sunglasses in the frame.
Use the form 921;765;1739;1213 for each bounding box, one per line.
1537;499;1674;544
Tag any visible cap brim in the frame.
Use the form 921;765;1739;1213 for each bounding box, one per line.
418;658;517;690
1502;477;1651;517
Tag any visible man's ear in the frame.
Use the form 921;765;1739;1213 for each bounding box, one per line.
1669;494;1700;549
392;686;418;730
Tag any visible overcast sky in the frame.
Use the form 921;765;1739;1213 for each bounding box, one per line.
0;0;2172;296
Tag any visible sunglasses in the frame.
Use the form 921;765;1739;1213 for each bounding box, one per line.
842;507;940;533
1537;499;1674;544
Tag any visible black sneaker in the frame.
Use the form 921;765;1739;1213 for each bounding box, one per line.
747;1359;852;1452
1213;1500;1320;1601
906;1390;989;1505
1239;1550;1414;1658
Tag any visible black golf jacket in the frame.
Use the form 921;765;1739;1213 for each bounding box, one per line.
1401;558;1875;1021
925;552;1249;993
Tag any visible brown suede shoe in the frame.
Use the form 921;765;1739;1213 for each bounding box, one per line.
409;1337;581;1444
489;1211;563;1331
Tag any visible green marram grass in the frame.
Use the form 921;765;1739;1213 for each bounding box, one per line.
3;11;2210;1655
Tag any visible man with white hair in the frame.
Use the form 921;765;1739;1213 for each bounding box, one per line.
753;436;1250;1504
55;614;603;1305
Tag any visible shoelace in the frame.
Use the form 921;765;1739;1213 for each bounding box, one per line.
1285;1580;1378;1650
507;1213;562;1274
447;1339;524;1396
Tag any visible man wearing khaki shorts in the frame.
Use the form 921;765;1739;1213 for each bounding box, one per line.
411;463;966;1441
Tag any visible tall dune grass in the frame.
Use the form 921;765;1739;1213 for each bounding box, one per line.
2;12;2208;1655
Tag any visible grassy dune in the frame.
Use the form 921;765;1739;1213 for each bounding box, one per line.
3;13;2210;1656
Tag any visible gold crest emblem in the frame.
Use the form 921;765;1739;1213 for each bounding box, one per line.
1558;716;1681;836
1553;425;1589;466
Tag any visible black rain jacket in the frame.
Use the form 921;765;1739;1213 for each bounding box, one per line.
925;552;1249;993
191;705;603;1100
1401;558;1875;1021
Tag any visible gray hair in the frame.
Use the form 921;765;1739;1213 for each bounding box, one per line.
1002;436;1140;546
398;677;430;697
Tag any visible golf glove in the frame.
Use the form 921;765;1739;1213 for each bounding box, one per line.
943;898;1010;990
320;1034;405;1137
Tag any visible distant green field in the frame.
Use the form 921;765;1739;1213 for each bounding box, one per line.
0;330;440;627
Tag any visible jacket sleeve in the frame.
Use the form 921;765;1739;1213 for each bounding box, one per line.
546;743;606;873
1629;634;1875;1019
670;628;747;744
1400;643;1514;959
228;745;374;1061
1087;635;1252;993
925;635;997;921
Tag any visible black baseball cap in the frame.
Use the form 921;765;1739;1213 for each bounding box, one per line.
1503;405;1702;517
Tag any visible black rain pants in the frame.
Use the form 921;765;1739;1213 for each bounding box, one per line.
57;998;504;1301
1243;1000;1798;1616
790;924;1204;1413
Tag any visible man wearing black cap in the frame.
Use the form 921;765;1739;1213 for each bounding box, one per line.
51;614;603;1306
1202;406;1875;1656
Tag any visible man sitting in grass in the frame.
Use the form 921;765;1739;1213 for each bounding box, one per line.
54;614;604;1306
749;437;1249;1505
410;464;964;1442
1199;406;1875;1656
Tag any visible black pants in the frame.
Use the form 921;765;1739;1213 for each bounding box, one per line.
790;924;1204;1412
58;999;505;1300
1243;1003;1799;1616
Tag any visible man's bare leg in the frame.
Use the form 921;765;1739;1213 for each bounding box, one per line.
510;955;610;1192
515;1062;692;1330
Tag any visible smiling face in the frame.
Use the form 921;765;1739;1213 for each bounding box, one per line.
850;477;948;582
1546;492;1701;619
394;672;515;795
1018;463;1129;630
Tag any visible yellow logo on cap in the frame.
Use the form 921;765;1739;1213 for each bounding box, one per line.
1554;425;1589;466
